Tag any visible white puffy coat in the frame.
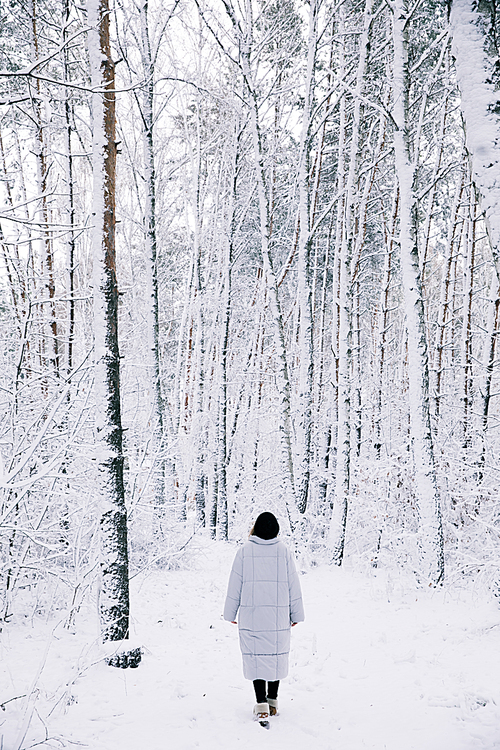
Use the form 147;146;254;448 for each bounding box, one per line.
223;536;305;681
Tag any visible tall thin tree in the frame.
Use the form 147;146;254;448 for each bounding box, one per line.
88;0;138;660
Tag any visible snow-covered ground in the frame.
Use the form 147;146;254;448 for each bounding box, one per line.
2;540;500;749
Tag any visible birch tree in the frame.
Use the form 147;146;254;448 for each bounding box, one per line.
293;0;322;516
451;0;500;283
328;0;374;563
138;0;167;509
391;0;444;584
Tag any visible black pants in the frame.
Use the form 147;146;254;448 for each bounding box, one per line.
253;679;279;704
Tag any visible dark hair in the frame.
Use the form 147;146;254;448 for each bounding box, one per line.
251;512;279;540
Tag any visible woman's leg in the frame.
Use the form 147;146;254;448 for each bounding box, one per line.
267;680;279;700
253;679;267;704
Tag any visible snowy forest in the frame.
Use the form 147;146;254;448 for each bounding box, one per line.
2;0;500;617
3;0;500;742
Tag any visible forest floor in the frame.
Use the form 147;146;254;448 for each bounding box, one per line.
2;539;500;750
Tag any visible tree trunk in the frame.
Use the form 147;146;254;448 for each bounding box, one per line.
63;0;76;378
460;174;476;450
327;7;349;564
374;186;398;457
433;164;465;420
481;271;500;434
451;0;500;282
217;259;230;540
392;0;444;585
88;0;137;662
328;0;372;563
29;0;59;380
139;0;168;510
476;267;500;499
294;0;320;515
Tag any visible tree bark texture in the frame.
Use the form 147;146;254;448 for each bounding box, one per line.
88;0;132;645
451;0;500;282
392;0;444;585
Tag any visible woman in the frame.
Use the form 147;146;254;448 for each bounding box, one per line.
223;512;305;722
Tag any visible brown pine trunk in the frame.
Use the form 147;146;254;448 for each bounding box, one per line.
89;0;137;664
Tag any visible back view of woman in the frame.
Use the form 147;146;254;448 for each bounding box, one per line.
223;512;305;724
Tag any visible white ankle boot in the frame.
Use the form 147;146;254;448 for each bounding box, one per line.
268;698;278;716
253;702;269;720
